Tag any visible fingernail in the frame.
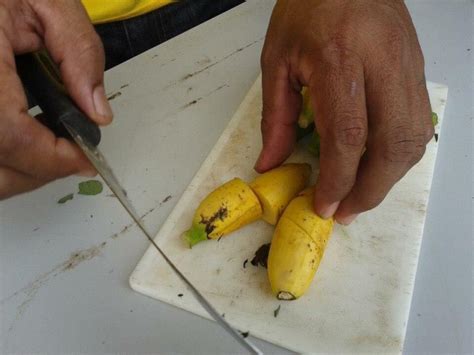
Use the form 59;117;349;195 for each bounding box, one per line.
93;85;113;123
337;214;358;225
319;201;339;219
77;169;97;178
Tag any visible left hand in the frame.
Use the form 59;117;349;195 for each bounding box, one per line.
255;0;433;224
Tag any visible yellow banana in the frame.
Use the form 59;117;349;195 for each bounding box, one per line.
268;188;334;300
183;178;262;247
183;164;312;247
249;163;312;225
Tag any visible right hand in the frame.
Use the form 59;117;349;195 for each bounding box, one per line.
0;0;112;200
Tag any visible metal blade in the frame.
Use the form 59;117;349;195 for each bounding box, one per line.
64;123;262;355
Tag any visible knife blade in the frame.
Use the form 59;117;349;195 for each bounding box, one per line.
17;52;263;355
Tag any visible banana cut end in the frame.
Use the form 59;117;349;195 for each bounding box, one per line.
277;291;297;301
182;224;208;248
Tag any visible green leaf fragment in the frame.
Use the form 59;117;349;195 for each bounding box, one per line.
182;223;208;248
431;111;438;127
57;193;74;204
78;180;103;196
297;107;314;129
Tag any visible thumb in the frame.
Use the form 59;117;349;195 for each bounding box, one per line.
255;55;301;173
30;0;112;125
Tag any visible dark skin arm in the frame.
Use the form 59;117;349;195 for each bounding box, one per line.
256;0;433;224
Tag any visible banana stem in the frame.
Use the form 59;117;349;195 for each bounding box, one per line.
183;224;208;248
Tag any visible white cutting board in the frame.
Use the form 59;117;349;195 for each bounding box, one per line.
130;76;448;354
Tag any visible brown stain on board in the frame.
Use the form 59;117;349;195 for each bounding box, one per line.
180;38;263;82
179;84;228;111
107;91;122;101
163;37;263;90
2;193;175;331
181;98;202;109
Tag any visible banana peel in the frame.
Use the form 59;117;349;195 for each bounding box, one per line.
250;163;311;225
267;187;334;300
183;178;262;247
183;164;312;247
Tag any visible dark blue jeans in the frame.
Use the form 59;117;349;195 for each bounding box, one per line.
95;0;245;69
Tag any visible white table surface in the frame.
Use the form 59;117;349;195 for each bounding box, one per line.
1;1;472;354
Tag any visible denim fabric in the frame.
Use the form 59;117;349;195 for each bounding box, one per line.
95;0;245;69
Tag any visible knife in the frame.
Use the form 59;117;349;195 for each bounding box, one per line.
16;52;263;355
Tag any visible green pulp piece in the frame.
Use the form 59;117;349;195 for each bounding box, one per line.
297;106;314;129
182;224;208;248
431;111;438;127
57;193;74;204
78;180;103;196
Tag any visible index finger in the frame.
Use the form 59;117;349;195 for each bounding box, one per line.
0;41;94;180
255;55;302;173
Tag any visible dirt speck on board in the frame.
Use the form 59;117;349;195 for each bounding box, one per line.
181;98;202;109
120;84;129;89
243;259;248;268
240;331;249;338
107;91;122;101
251;243;271;268
162;195;172;203
178;293;183;297
62;245;104;271
57;193;74;204
274;305;281;318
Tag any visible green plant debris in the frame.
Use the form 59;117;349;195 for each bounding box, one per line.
78;180;103;196
274;305;281;318
57;193;74;204
431;111;438;127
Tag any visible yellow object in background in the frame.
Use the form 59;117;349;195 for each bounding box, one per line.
82;0;174;24
267;187;334;300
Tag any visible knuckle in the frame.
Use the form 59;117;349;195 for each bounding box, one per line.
333;114;367;147
0;119;21;161
260;44;278;69
382;21;409;50
75;30;103;57
414;50;425;71
260;48;271;68
382;126;426;163
322;36;357;69
424;123;435;143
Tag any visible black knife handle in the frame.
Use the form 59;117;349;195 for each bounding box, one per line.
15;52;101;147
